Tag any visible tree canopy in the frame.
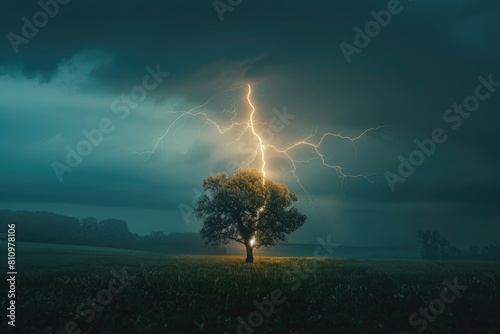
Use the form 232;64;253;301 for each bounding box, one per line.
194;168;306;262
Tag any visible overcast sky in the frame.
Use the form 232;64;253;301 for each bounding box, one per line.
0;0;499;247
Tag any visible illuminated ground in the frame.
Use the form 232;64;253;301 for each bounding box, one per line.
3;251;499;334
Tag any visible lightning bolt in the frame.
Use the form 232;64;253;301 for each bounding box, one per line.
246;84;266;184
141;83;382;201
266;124;383;199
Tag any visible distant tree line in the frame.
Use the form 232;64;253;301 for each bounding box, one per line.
417;229;500;261
0;210;226;255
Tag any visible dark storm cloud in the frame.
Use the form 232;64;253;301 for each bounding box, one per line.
2;1;499;131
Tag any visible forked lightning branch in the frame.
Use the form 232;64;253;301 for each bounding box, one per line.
142;84;383;199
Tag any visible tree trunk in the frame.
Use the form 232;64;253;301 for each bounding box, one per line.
245;244;254;263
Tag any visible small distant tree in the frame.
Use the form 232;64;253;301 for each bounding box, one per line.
482;244;500;261
194;169;307;262
443;245;462;260
80;217;100;245
417;229;451;260
99;219;129;241
465;246;481;260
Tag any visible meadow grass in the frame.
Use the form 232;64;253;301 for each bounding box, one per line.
2;251;499;333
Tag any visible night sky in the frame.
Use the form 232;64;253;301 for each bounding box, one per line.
1;0;499;248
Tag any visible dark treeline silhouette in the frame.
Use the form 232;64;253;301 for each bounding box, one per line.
0;210;226;255
417;229;500;261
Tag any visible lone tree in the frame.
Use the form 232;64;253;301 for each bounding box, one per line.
194;169;306;262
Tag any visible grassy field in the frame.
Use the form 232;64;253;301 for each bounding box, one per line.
2;251;500;334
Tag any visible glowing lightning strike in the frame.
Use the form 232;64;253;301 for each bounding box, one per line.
142;84;268;184
141;83;382;201
266;124;384;198
143;86;249;163
246;84;266;184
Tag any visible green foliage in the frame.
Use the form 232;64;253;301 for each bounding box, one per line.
195;169;307;248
